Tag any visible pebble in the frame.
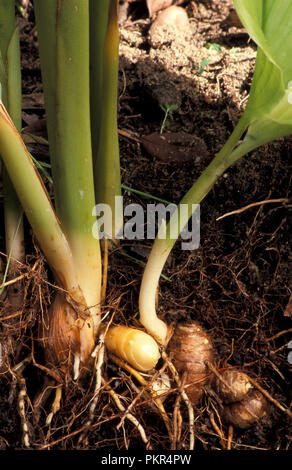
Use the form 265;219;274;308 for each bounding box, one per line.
148;6;190;48
146;0;174;17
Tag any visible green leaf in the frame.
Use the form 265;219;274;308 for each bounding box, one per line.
7;25;21;130
205;43;222;52
197;58;210;74
233;0;292;145
234;0;292;87
168;103;179;112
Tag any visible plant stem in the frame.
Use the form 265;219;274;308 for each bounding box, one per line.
90;0;109;160
139;115;252;344
0;0;24;305
122;184;172;205
0;210;23;297
93;0;123;239
160;108;170;135
28;1;105;371
0;104;78;291
33;0;57;163
54;1;102;324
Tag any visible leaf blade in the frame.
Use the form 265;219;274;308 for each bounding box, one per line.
234;0;292;84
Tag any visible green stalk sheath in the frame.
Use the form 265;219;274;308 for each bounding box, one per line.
0;101;100;368
90;0;109;160
4;27;24;273
4;28;24;271
138;115;254;344
33;0;57;163
140;0;292;345
54;1;101;325
94;0;123;239
0;0;24;304
6;27;21;131
36;0;102;314
140;100;292;344
0;0;14;108
0;103;78;291
34;1;104;371
3;174;24;271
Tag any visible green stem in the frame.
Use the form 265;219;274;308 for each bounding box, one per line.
52;1;102;323
0;0;14;107
0;100;101;367
93;0;122;239
0;1;24;305
160;110;169;135
139;115;251;344
33;0;57;164
0;103;79;291
122;184;172;205
3;173;24;302
90;0;109;160
0;210;23;296
5;25;24;272
33;1;103;370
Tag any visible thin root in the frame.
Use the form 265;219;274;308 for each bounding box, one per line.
46;384;62;427
162;351;195;450
101;377;152;449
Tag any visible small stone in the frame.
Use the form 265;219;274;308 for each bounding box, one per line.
146;0;174;17
148;6;190;48
141;132;208;164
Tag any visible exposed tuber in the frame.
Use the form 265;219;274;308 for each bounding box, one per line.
221;390;268;430
105;325;161;372
167;322;214;405
215;370;268;429
215;369;253;404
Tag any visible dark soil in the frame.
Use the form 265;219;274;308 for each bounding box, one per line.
0;0;291;452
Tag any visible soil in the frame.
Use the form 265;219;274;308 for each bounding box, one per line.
0;0;291;452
